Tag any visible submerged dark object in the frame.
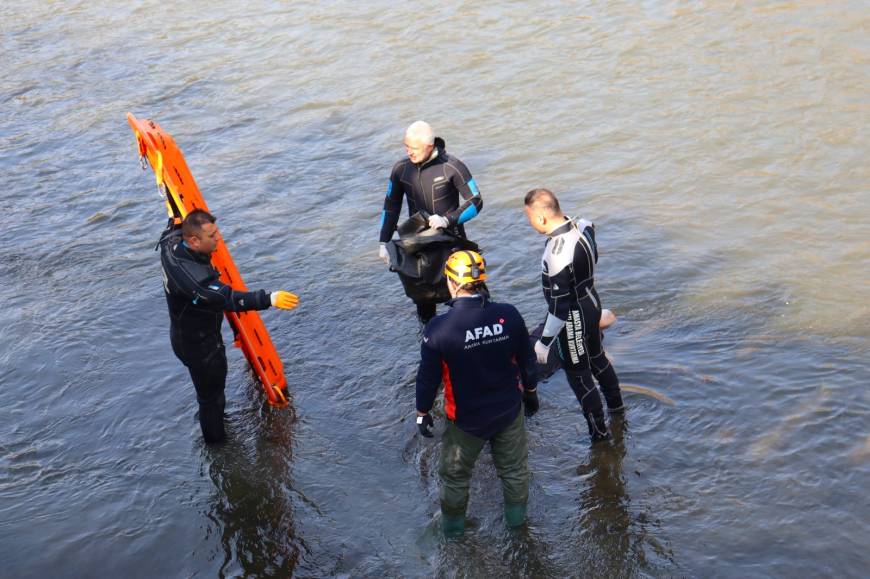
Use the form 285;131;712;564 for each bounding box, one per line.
386;212;480;305
531;321;674;404
530;322;561;380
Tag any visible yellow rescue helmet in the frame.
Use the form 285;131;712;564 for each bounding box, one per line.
444;250;487;284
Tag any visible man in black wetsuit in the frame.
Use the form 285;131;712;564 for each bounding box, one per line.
377;121;483;323
416;251;538;537
159;209;299;443
524;188;624;443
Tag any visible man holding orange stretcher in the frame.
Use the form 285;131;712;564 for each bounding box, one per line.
159;209;300;443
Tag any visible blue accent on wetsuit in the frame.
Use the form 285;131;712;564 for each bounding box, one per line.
457;204;478;224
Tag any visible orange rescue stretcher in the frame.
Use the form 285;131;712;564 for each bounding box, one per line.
127;113;289;406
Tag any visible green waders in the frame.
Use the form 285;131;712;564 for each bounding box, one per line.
438;409;529;536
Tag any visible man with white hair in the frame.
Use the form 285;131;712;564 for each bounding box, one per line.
378;121;484;322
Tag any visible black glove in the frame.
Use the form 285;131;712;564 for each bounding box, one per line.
417;413;434;438
523;389;539;417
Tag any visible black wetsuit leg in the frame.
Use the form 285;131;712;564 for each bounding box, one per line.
187;347;228;443
416;302;437;324
557;307;609;441
171;329;228;443
587;328;624;412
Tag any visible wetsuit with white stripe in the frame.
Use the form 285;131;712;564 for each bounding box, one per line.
538;217;623;440
378;137;483;243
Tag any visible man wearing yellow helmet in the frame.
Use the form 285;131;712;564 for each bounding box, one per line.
415;251;538;537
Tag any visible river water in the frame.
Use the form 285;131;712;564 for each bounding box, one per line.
1;1;867;577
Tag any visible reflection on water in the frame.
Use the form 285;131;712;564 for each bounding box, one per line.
574;415;675;577
0;0;868;576
203;405;302;577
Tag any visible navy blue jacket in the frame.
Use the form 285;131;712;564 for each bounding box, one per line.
416;295;538;439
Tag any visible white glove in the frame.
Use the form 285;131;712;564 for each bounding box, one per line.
534;340;551;365
427;214;450;230
378;242;390;265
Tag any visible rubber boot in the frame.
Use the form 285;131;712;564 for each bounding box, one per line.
504;503;527;528
441;513;466;538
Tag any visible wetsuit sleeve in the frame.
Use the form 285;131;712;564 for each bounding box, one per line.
194;278;272;313
544;267;573;326
577;219;599;263
164;255;271;313
379;164;405;243
415;335;443;414
540;264;573;341
512;309;538;390
443;158;482;226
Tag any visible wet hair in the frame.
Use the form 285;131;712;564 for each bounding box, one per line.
182;209;216;239
524;188;561;215
405;120;435;145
